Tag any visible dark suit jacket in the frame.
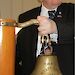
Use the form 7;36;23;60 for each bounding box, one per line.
15;3;74;75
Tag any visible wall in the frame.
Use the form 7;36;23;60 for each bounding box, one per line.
0;0;75;21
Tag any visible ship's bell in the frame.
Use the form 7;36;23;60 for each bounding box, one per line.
31;35;62;75
31;54;62;75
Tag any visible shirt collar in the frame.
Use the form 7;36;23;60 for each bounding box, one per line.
40;4;57;17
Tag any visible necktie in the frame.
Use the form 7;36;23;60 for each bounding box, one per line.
48;10;58;43
48;10;56;19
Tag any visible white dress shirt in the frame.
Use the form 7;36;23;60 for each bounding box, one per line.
36;4;58;57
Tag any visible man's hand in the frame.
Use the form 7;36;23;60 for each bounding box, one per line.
37;16;57;35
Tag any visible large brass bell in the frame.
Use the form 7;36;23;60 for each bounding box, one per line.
31;35;62;75
31;55;62;75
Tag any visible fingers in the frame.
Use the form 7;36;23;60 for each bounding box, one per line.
37;16;57;35
37;16;49;26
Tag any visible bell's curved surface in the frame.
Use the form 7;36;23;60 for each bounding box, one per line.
31;55;62;75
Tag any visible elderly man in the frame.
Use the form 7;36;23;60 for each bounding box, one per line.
15;0;74;75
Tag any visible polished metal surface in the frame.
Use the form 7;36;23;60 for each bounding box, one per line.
31;55;62;75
